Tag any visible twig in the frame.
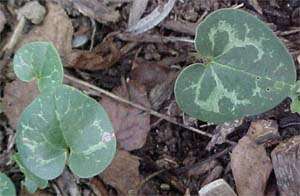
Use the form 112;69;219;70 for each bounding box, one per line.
89;18;96;51
232;3;244;9
2;16;26;52
117;33;195;44
64;74;236;145
0;16;26;78
278;28;300;36
138;169;166;189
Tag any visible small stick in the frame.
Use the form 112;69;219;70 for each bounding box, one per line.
279;28;300;36
138;169;166;189
89;18;96;51
2;16;26;52
232;3;244;9
64;74;236;145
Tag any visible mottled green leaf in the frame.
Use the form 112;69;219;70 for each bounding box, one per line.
0;173;16;196
14;153;48;193
13;42;63;92
16;85;116;179
175;9;296;123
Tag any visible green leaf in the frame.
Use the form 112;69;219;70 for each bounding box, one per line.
0;173;16;196
175;9;296;123
16;85;116;180
289;80;300;113
13;42;63;92
13;153;48;193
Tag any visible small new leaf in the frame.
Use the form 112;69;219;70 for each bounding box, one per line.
13;42;63;92
0;173;16;196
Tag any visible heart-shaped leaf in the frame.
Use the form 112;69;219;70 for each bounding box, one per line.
175;9;296;123
14;153;48;193
13;42;63;92
0;173;16;196
16;85;116;179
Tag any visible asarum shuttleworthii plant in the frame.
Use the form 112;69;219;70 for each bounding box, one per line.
13;42;116;192
2;8;300;194
175;8;300;124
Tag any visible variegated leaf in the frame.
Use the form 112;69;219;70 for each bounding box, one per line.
16;85;116;179
175;9;296;123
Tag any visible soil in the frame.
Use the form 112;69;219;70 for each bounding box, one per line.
0;0;299;195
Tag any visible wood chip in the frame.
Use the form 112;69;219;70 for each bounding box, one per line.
231;136;272;196
247;119;279;144
206;118;244;151
271;136;300;196
198;179;236;196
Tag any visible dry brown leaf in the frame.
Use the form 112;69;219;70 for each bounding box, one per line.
73;0;119;23
149;72;178;110
100;81;150;151
0;8;6;33
130;58;169;91
128;0;149;28
66;39;121;70
231;136;272;196
100;150;142;195
3;80;38;129
127;0;176;34
17;2;73;62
